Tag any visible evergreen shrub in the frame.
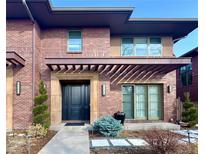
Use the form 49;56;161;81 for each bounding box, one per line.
93;115;123;137
33;80;50;128
182;92;198;127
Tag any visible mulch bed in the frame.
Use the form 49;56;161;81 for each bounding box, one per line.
89;130;183;139
90;147;154;154
7;130;57;154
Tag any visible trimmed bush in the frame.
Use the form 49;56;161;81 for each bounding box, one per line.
93;115;123;137
182;92;197;127
33;80;50;128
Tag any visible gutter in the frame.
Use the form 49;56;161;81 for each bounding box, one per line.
22;0;36;101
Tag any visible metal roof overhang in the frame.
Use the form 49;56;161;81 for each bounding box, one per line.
6;51;25;67
45;57;191;84
7;0;198;40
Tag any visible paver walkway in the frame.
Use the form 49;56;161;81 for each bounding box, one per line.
38;126;90;154
90;138;148;148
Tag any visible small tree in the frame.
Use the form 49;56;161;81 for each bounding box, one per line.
182;92;197;127
33;80;50;128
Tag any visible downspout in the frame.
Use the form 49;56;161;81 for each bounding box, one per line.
22;0;35;101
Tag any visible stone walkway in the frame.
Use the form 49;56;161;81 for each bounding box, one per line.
38;126;90;154
90;138;148;148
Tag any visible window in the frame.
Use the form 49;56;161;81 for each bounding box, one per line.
180;64;192;86
121;37;162;56
122;84;162;120
149;38;162;56
122;86;134;119
121;38;134;56
135;38;148;56
68;31;82;52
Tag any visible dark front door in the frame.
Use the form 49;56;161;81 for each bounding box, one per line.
62;82;90;121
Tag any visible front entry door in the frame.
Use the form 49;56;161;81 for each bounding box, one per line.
62;83;90;121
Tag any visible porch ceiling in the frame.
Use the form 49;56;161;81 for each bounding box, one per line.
6;51;25;67
45;57;190;83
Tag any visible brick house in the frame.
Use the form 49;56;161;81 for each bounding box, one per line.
6;0;197;130
176;47;198;103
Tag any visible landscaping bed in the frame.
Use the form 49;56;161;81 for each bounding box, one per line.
89;130;197;154
90;147;153;154
89;130;183;139
90;144;197;154
7;130;57;154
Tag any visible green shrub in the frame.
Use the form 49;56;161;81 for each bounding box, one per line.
93;115;123;137
182;92;198;127
27;124;48;138
33;104;48;116
34;95;48;106
33;80;50;128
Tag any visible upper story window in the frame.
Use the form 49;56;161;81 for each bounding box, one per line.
121;37;162;56
180;64;192;86
68;31;82;52
121;38;134;56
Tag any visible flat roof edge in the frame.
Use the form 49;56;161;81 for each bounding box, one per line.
128;18;198;22
51;7;134;12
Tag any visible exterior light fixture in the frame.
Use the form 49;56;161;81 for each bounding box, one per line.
16;81;21;95
167;85;172;93
101;84;106;96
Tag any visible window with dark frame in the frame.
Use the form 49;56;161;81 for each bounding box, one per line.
180;64;192;86
68;31;82;52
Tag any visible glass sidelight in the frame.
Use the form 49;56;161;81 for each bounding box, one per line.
148;85;162;120
135;85;147;120
122;84;162;120
122;86;134;119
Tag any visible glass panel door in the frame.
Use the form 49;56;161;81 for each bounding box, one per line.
148;85;162;120
135;85;147;120
122;86;134;119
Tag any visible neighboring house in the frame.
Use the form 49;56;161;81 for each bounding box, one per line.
176;47;198;103
6;0;197;130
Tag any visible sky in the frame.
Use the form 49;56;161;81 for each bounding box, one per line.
51;0;198;57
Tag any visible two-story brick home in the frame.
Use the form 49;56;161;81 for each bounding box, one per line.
6;0;197;130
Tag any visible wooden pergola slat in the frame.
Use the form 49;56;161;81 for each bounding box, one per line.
6;51;25;67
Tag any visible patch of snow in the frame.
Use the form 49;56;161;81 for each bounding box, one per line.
127;138;148;146
110;139;130;146
91;139;110;147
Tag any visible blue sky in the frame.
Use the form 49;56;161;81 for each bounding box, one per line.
51;0;198;57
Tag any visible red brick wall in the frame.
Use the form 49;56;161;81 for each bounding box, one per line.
7;20;34;129
41;28;110;58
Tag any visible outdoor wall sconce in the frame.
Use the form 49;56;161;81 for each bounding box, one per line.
16;81;21;96
101;84;106;96
167;84;172;93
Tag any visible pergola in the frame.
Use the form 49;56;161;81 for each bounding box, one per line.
6;51;25;67
45;57;191;83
